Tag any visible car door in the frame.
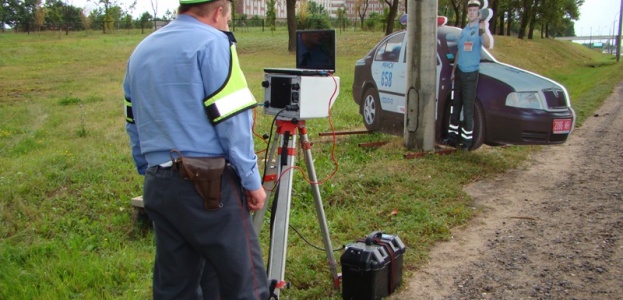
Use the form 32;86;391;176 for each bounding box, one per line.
370;32;407;115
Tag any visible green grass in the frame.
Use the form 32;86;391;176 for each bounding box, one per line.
1;28;622;299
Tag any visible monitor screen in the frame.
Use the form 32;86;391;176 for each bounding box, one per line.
295;29;336;73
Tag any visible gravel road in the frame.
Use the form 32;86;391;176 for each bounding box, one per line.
391;82;623;299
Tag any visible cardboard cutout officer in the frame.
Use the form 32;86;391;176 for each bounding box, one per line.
444;0;493;150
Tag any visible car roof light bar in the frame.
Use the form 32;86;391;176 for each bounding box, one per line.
399;14;448;27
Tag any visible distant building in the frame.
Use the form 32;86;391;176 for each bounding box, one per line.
233;0;403;19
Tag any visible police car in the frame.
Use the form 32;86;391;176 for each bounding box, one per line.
352;20;575;150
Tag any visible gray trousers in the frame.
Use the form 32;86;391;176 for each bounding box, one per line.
448;69;479;148
143;165;269;300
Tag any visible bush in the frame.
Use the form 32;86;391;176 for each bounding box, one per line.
297;13;332;30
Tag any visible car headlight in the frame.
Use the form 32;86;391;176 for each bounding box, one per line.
505;92;543;109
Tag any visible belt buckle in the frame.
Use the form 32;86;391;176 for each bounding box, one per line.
159;160;173;168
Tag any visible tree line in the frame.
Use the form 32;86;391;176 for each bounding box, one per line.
0;0;175;34
2;0;584;39
351;0;583;38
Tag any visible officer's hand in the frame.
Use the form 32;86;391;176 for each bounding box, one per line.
246;188;267;212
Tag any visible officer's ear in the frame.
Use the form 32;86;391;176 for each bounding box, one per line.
208;4;229;31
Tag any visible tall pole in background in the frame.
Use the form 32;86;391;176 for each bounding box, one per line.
617;0;623;62
611;19;617;55
404;0;437;151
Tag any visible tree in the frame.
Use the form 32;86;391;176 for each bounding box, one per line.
122;0;136;29
87;6;104;30
527;0;540;39
266;0;276;32
1;0;6;31
537;0;581;38
286;0;296;51
15;0;39;33
383;0;399;35
163;8;174;21
43;0;84;34
121;13;131;29
1;0;20;31
139;11;150;34
34;0;45;32
80;8;91;33
355;0;369;30
97;0;119;33
488;0;499;35
335;5;347;32
297;0;331;29
107;5;121;29
447;0;463;27
500;0;581;40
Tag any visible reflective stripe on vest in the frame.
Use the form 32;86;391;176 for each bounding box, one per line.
204;44;256;124
125;97;134;124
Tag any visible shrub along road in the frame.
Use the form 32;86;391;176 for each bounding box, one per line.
391;82;623;299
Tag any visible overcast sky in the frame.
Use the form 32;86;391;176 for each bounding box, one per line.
74;0;622;37
574;0;622;37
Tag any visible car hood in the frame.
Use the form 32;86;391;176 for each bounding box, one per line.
479;62;564;92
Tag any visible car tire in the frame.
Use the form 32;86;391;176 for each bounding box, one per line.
362;88;382;131
485;141;507;147
469;100;485;151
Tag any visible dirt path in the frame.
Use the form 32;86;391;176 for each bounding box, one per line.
391;82;623;299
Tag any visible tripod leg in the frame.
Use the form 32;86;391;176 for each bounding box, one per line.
265;123;298;297
252;131;281;234
299;128;340;289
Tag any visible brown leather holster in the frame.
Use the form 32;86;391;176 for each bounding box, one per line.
170;149;226;210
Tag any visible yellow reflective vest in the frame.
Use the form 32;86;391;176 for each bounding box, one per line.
204;44;257;124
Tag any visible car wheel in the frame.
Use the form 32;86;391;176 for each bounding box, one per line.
469;100;485;151
362;88;382;131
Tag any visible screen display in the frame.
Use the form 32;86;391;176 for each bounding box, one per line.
295;29;336;73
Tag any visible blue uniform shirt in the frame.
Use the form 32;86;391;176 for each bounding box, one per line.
123;14;262;191
457;22;483;73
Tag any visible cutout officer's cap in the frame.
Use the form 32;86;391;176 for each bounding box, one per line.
467;0;481;7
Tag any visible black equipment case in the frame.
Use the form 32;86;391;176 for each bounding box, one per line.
340;231;406;299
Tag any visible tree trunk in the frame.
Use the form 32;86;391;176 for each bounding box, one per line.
518;0;533;39
450;0;460;26
460;3;467;28
527;0;538;39
545;23;549;38
498;10;505;35
506;12;512;36
286;0;297;52
384;0;399;36
490;0;499;35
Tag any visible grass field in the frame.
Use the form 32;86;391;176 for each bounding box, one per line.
1;27;622;299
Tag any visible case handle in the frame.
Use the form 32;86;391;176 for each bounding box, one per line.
365;231;383;245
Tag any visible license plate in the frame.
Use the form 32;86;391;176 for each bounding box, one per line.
553;119;572;134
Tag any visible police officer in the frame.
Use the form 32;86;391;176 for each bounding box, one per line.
444;0;492;150
123;0;269;298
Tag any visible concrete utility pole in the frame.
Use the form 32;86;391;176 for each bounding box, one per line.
617;0;623;62
404;0;438;151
